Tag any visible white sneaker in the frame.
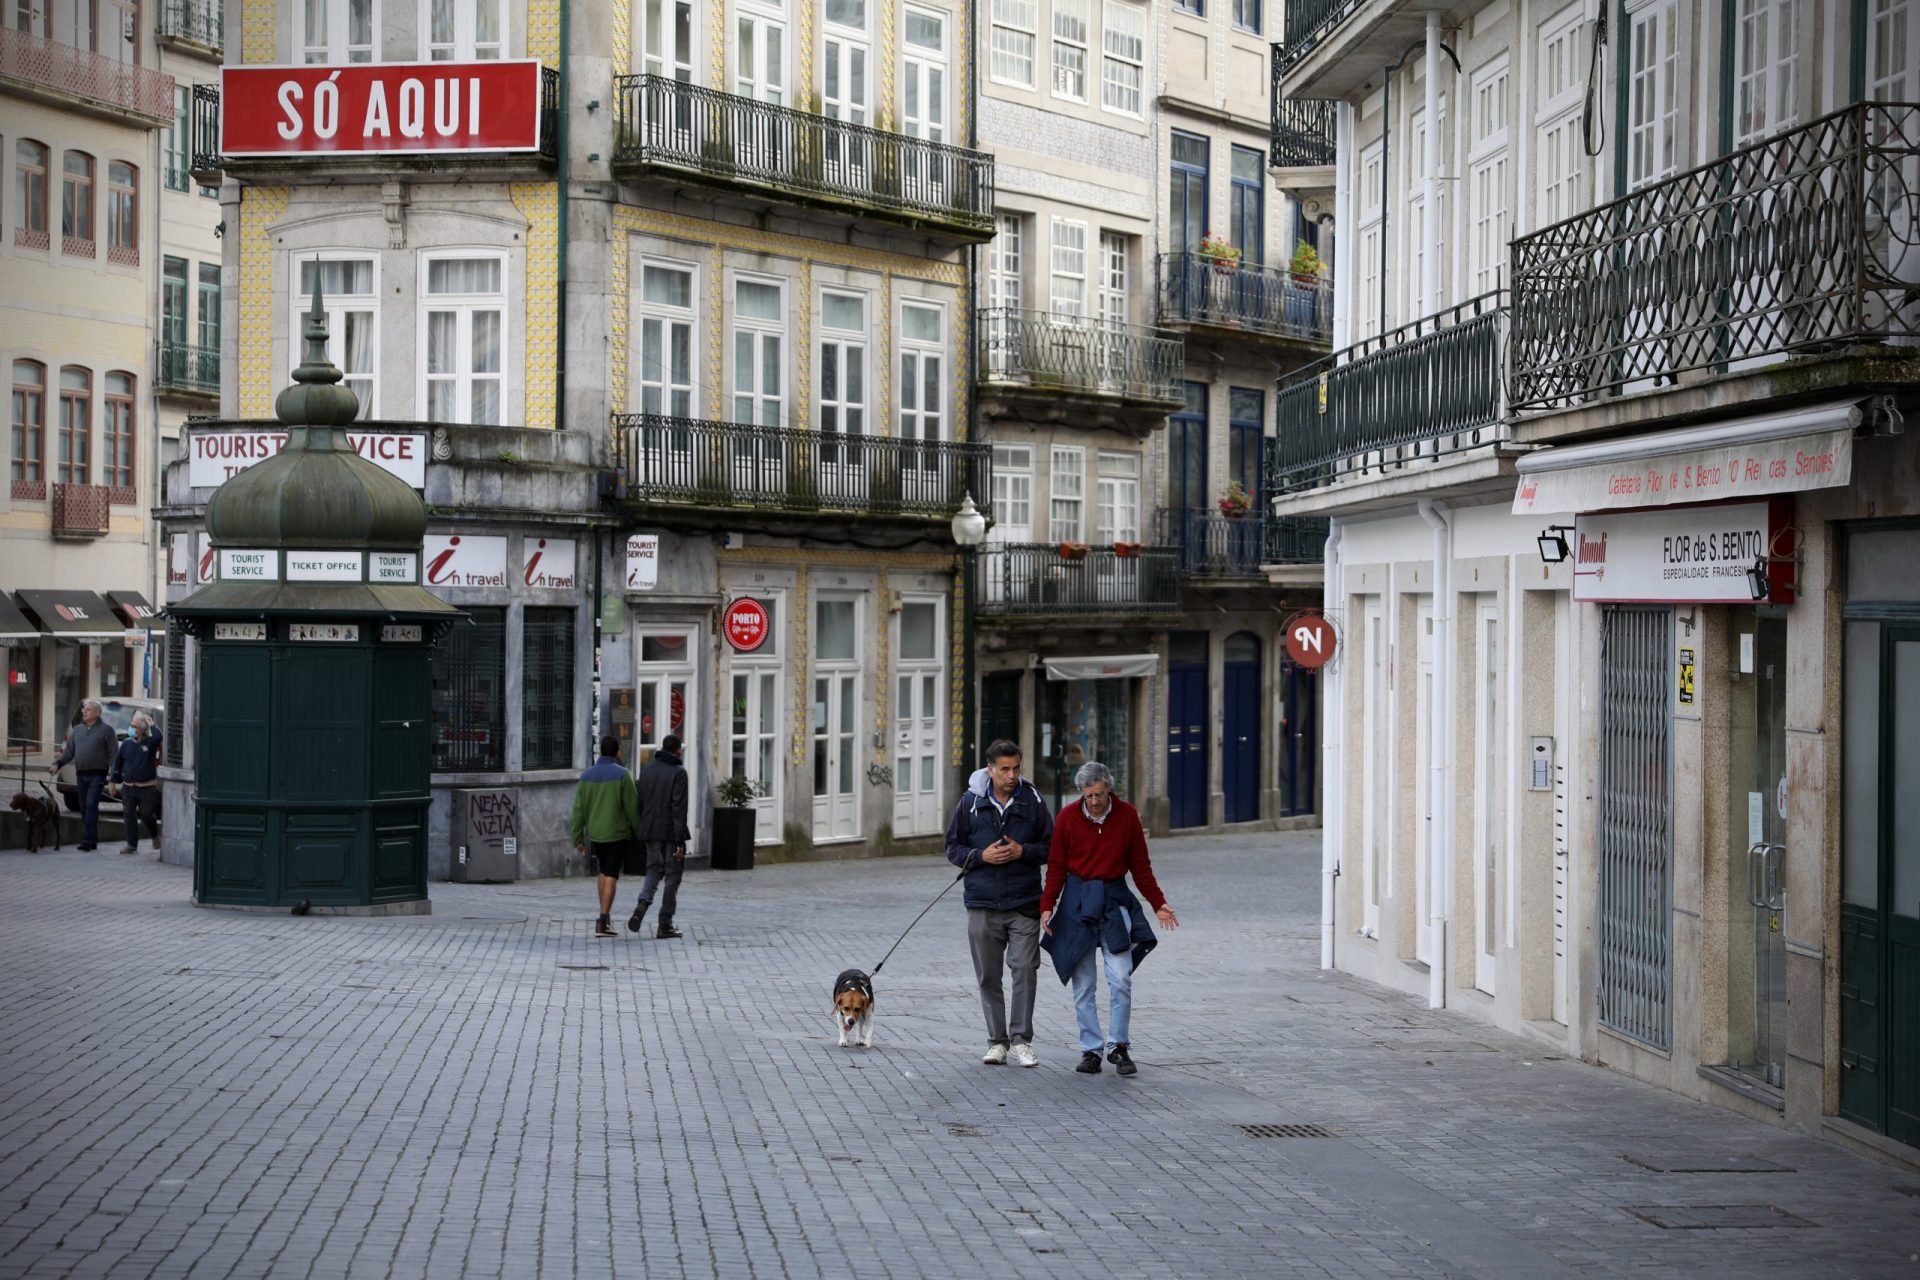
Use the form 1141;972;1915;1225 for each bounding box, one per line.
981;1042;1009;1065
1008;1043;1038;1068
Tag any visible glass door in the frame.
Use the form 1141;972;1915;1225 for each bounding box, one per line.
811;597;860;840
1726;605;1788;1087
892;600;944;837
635;628;700;851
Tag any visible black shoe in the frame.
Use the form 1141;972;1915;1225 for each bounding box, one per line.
121;844;137;855
627;900;650;933
1076;1051;1102;1074
78;843;96;851
1108;1044;1137;1076
594;915;616;938
655;924;682;940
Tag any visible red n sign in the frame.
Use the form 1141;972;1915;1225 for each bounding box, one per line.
1284;615;1337;669
219;62;545;157
724;599;769;652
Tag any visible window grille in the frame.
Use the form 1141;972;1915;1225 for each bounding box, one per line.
432;607;506;772
165;626;185;763
522;607;575;771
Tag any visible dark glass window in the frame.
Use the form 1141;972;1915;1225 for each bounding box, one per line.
1169;131;1208;252
1169;380;1208;514
1229;386;1264;499
1233;0;1259;31
522;607;575;770
1230;145;1264;264
432;607;506;772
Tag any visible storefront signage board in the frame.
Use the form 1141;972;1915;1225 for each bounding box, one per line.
724;599;770;652
189;429;426;488
1572;502;1777;604
219;61;544;156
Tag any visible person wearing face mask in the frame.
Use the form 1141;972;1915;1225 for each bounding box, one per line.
1039;761;1178;1077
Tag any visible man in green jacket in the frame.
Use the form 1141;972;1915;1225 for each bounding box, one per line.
572;734;643;938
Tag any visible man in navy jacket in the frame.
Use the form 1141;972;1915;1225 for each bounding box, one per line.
944;739;1052;1068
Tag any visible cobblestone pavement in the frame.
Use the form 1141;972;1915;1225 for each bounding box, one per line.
2;832;1917;1280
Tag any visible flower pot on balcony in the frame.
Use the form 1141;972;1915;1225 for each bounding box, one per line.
1113;542;1141;559
1058;542;1091;561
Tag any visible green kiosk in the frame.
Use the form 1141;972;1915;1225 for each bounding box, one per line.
171;294;461;912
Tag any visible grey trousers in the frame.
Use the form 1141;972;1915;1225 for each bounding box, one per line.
637;841;683;924
967;907;1041;1045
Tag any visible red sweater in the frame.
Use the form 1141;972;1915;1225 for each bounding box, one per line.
1041;797;1166;916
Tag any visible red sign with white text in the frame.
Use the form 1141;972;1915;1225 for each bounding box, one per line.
219;61;544;157
1284;616;1337;669
724;599;770;652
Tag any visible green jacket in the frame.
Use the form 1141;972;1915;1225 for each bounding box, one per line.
571;755;641;847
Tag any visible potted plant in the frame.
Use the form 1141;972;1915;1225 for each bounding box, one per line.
1198;233;1242;275
1113;541;1142;559
1289;241;1327;287
1057;541;1092;561
710;774;765;871
1218;481;1254;519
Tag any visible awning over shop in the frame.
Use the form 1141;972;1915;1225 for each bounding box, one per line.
1512;400;1858;515
0;594;38;647
1043;654;1159;682
16;590;126;643
108;591;160;627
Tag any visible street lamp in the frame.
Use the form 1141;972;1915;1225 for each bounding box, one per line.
951;493;988;780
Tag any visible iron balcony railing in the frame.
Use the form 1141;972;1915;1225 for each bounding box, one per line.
977;308;1184;404
190;68;561;175
612;74;994;232
1155;507;1264;578
609;413;990;520
1156;253;1334;345
1265;514;1331;564
157;0;223;50
1510;101;1920;414
1268;291;1507;493
974;543;1183;617
1270;75;1338;169
157;340;219;396
0;25;174;123
1273;0;1368;77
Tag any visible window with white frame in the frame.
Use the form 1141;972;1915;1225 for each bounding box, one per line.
1868;0;1919;100
1095;451;1139;543
990;213;1023;310
1356;140;1383;339
736;0;788;104
1405;98;1448;317
643;0;696;81
818;290;868;441
639;260;696;417
989;0;1037;87
1100;0;1144;115
898;302;944;444
1732;0;1798;147
425;0;502;59
300;0;377;63
901;8;946;143
1098;231;1128;326
293;253;377;418
991;443;1032;534
1626;0;1680;189
1468;57;1509;295
1051;0;1089;101
1049;217;1087;318
732;277;785;426
1048;445;1084;541
1536;4;1588;228
421;254;505;425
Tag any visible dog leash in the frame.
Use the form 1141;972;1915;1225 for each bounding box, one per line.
870;867;968;976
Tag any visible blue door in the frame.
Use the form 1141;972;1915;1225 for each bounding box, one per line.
1168;661;1209;828
1222;632;1260;823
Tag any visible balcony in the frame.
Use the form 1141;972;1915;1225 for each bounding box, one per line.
51;483;111;538
1156;254;1333;348
1269;77;1337;170
609;413;990;525
1272;0;1430;100
976;309;1184;425
1151;508;1327;577
1264;513;1331;565
974;543;1183;619
157;0;222;54
1269;291;1508;500
156;340;219;398
0;25;174;125
191;69;561;182
612;74;995;244
1510;101;1920;419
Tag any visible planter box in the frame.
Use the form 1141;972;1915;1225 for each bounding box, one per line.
710;807;755;870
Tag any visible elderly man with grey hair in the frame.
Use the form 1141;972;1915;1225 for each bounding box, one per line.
1039;760;1177;1077
108;713;163;855
51;699;118;851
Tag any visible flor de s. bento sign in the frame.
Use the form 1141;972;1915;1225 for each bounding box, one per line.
218;61;545;157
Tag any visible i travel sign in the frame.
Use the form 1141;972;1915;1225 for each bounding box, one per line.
1571;501;1791;605
218;62;545;157
189;429;427;489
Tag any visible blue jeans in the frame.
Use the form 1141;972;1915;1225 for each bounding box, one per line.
75;771;107;846
1069;910;1135;1053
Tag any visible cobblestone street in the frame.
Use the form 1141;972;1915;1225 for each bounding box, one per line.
1;832;1916;1279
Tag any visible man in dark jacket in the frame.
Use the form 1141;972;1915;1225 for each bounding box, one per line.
943;739;1052;1068
108;713;162;856
50;700;118;851
629;733;692;939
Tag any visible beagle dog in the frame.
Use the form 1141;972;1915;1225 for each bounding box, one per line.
833;968;875;1048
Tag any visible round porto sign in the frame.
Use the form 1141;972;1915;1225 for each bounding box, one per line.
723;598;770;653
1283;613;1338;669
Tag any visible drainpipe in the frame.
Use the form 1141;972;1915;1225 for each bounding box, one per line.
1320;518;1345;970
555;0;569;430
1418;497;1451;1009
1422;12;1441;317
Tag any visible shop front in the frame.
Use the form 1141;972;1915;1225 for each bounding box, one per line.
1030;654;1152;814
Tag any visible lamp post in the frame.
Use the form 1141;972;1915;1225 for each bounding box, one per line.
951;492;988;782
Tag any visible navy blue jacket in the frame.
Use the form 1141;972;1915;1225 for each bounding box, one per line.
109;733;160;786
1040;873;1158;983
943;768;1052;911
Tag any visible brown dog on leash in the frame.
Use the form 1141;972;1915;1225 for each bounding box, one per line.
9;784;61;852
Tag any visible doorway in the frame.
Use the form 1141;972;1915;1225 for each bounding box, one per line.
1167;632;1208;829
1222;631;1260;823
1726;605;1788;1088
1035;677;1131;813
1276;657;1317;818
